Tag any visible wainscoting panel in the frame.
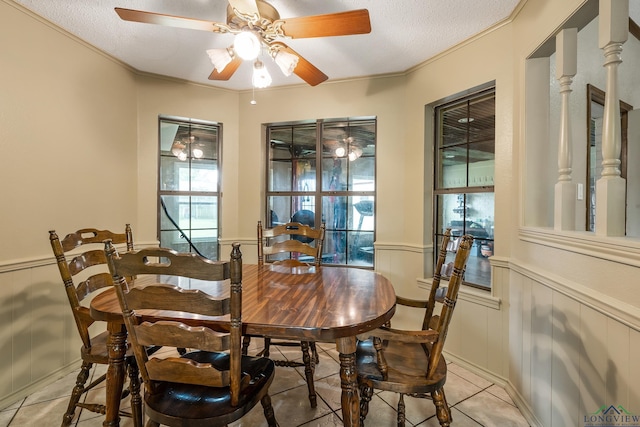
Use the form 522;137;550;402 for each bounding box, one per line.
529;278;552;427
0;259;81;410
509;264;640;427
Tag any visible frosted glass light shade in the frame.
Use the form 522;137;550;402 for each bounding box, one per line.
234;31;261;60
252;60;272;88
192;146;204;158
171;141;185;156
207;48;233;72
348;147;362;161
273;50;298;76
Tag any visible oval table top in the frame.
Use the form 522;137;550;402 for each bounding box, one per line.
91;263;397;343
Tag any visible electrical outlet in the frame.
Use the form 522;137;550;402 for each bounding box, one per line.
577;183;584;200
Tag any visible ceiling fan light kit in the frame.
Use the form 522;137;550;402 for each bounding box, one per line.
272;50;298;77
171;133;205;161
233;30;261;60
252;60;272;89
115;0;371;88
333;136;363;161
206;48;234;73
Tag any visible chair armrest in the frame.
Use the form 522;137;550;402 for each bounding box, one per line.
358;327;439;344
75;306;96;328
396;287;448;308
395;296;428;308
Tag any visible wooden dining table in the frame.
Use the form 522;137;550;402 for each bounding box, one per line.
90;263;396;427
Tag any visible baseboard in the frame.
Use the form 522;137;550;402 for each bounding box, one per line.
0;361;79;411
503;381;544;427
443;352;542;427
443;351;507;386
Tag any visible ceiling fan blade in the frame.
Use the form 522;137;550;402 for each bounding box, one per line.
227;0;260;17
208;56;243;81
272;42;328;87
279;9;371;39
115;7;225;32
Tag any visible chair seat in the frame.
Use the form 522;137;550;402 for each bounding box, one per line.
356;339;447;394
79;330;135;364
145;351;275;427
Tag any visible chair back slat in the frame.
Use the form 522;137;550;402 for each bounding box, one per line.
67;250;109;275
145;357;230;388
258;220;326;267
60;227;132;252
106;242;244;406
110;248;230;281
61;229;133;252
422;228;452;330
426;234;473;379
124;284;230;317
262;222;324;239
135;321;230;352
75;273;115;301
49;225;133;349
262;239;319;258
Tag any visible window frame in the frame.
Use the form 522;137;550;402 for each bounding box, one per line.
265;117;377;268
433;88;496;289
157;115;222;260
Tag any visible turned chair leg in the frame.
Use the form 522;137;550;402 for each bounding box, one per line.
432;388;452;427
62;361;93;426
127;358;143;427
242;336;251;356
359;382;373;425
300;341;317;408
310;341;320;365
261;394;279;427
397;393;406;427
263;337;271;357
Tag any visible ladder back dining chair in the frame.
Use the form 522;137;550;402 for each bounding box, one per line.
356;232;474;427
105;242;278;427
49;225;141;426
247;219;325;408
257;219;326;267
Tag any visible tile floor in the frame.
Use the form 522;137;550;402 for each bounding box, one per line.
0;341;531;426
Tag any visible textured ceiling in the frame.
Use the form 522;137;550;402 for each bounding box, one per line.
13;0;522;90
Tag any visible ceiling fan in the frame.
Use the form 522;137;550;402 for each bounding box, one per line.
115;0;371;87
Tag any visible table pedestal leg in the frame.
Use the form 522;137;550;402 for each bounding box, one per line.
336;337;359;427
104;322;127;427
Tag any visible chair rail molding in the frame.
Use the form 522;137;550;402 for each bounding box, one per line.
519;226;640;268
417;277;501;310
510;257;640;331
374;241;429;253
0;240;160;273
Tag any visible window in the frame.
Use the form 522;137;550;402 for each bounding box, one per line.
434;89;495;289
266;118;376;267
158;116;221;260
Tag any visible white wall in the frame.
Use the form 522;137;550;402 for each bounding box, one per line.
546;16;640;231
0;0;139;407
134;76;240;249
1;1;640;426
231;77;413;288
